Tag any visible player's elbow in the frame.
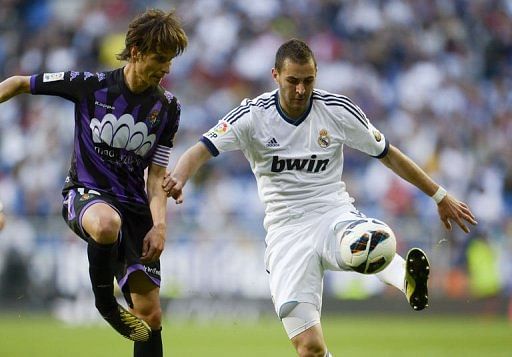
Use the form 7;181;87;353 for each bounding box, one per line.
0;75;31;102
193;141;213;161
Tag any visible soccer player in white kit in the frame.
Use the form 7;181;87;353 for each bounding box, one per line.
164;39;477;357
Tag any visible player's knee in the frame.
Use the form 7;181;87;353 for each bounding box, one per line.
294;335;326;357
90;213;121;243
133;304;162;330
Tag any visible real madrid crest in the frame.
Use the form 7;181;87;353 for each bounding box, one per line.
317;129;331;148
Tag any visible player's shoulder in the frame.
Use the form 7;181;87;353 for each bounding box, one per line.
239;90;277;110
68;69;111;84
37;70;110;87
222;90;277;125
312;88;367;122
156;85;180;109
312;88;355;106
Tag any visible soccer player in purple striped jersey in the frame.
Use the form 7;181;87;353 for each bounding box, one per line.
0;9;188;356
164;39;478;357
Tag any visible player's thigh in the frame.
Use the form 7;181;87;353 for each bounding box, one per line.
128;270;161;328
282;302;322;339
62;188;121;243
266;226;324;317
284;303;326;355
82;202;121;243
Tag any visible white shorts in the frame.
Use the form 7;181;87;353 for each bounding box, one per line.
282;302;321;339
264;204;364;317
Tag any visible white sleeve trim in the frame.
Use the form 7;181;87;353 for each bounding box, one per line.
151;145;172;167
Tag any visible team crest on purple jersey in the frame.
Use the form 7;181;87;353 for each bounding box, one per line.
147;110;160;126
79;193;91;201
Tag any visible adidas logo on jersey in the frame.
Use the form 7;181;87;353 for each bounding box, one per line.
266;138;280;147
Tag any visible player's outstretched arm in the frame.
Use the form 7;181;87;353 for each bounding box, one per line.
0;76;31;103
163;142;213;203
379;144;477;233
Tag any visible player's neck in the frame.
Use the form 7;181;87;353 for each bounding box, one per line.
278;96;310;120
123;65;150;94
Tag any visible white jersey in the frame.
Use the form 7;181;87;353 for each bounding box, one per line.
201;88;388;230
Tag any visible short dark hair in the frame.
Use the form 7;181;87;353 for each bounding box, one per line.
117;9;188;61
274;39;317;72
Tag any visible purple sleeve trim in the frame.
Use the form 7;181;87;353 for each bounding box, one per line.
29;75;37;94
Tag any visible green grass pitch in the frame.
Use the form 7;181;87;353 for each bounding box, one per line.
0;313;510;356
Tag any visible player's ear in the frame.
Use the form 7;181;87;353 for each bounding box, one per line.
130;47;141;62
271;68;279;83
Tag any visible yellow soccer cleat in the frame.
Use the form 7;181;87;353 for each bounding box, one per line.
102;303;151;342
404;248;430;311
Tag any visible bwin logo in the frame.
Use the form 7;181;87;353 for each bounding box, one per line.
90;113;156;156
271;155;329;173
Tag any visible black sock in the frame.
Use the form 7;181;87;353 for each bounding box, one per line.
87;238;118;315
133;328;163;357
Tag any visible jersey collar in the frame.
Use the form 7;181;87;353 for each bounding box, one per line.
274;91;313;126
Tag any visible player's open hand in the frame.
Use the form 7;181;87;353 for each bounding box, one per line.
437;194;477;233
162;172;184;203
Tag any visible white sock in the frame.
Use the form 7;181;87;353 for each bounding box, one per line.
375;253;406;293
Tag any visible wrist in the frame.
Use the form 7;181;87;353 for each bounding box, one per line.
432;186;447;204
153;223;166;231
173;174;187;186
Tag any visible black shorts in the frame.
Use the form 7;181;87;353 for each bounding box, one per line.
62;187;161;300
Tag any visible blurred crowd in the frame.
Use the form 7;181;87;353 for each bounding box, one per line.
0;0;511;303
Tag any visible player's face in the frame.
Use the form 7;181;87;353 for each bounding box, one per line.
272;58;316;119
134;51;174;88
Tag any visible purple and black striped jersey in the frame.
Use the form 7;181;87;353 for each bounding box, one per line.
30;68;180;205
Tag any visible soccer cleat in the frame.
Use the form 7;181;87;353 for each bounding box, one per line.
404;248;430;311
102;303;151;342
